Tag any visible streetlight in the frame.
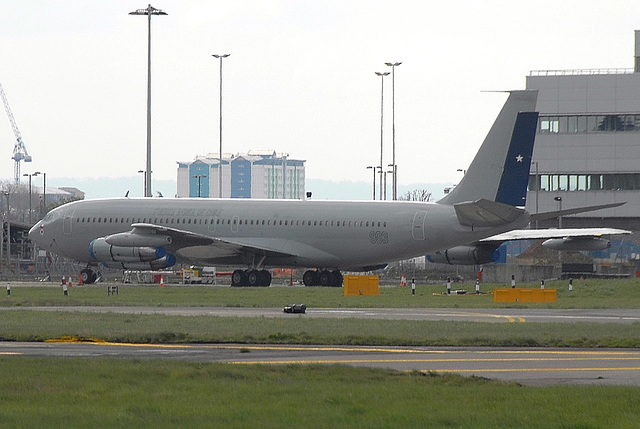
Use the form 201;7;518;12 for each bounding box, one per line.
375;71;389;200
138;170;146;196
213;53;230;198
193;174;207;197
385;62;401;199
22;171;40;224
366;166;378;200
40;172;46;218
129;4;168;198
554;196;563;228
3;191;9;271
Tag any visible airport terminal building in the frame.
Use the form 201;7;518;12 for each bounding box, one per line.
525;31;640;232
177;150;305;199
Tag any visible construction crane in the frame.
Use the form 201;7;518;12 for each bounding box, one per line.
0;82;32;184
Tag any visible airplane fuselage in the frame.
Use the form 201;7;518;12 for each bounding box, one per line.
32;197;530;271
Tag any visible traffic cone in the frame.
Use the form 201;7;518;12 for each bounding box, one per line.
78;274;83;286
68;276;73;287
400;275;407;287
160;275;165;287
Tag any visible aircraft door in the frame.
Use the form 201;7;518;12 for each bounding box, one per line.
412;211;427;240
62;207;76;235
208;216;217;233
231;215;239;233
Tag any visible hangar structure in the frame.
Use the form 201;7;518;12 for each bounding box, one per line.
525;31;640;232
177;150;305;199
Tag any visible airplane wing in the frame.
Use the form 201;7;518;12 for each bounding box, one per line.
480;227;631;242
104;223;295;260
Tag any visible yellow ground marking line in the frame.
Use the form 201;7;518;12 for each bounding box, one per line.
228;357;640;365
455;311;526;323
0;352;21;355
430;367;640;373
43;340;640;357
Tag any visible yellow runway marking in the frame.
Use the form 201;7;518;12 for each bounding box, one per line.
228;357;640;365
431;367;640;373
456;311;526;323
0;352;21;355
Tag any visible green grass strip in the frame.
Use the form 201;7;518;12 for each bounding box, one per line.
1;357;639;429
1;310;639;347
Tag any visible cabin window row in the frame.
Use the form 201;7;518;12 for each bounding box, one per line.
75;217;387;228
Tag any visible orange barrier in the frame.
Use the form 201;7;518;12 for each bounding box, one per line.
494;288;557;303
344;275;379;296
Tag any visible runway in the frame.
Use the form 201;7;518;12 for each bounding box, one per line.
2;341;640;386
2;305;640;324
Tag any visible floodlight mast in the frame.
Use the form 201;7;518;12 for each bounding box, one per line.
129;4;167;197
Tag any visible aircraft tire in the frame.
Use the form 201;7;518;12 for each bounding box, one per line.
331;270;343;287
259;270;272;287
247;270;260;286
231;269;247;287
303;270;318;286
80;268;96;284
319;270;333;287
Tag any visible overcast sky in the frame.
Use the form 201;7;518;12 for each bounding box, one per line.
1;1;639;194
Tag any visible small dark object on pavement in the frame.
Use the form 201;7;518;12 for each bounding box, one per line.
283;304;307;314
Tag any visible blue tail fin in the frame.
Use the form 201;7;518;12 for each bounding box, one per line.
437;90;538;207
494;111;539;206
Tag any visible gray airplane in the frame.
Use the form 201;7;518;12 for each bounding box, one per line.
29;90;540;286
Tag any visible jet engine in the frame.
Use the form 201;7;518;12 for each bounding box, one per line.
426;245;500;265
90;238;166;263
89;237;176;270
542;237;611;251
104;231;172;248
116;254;177;271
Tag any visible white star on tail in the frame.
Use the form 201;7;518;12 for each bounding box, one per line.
515;154;523;162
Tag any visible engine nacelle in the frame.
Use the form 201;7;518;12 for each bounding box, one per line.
90;238;166;263
427;245;500;265
116;254;177;270
104;231;172;248
542;237;611;251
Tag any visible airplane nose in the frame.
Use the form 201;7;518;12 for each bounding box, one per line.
28;222;41;243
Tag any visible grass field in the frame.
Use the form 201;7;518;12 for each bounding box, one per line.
2;278;640;428
3;277;640;309
1;358;640;429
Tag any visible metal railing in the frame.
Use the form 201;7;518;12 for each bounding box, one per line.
529;68;635;76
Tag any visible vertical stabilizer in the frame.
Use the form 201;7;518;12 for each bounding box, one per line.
437;90;538;206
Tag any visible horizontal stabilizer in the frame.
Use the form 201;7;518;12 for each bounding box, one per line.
530;202;626;222
454;198;525;227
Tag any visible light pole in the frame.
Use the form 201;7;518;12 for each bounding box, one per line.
23;171;40;224
385;62;401;199
375;71;389;200
193;174;207;197
213;54;230;198
366;166;377;200
41;172;46;218
130;4;167;198
3;191;9;271
554;196;563;228
137;170;146;196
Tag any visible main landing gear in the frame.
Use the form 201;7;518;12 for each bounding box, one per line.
231;269;272;287
302;269;343;287
80;267;100;284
